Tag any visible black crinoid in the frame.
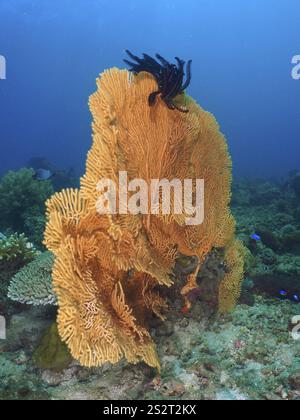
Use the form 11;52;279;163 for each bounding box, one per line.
124;50;192;113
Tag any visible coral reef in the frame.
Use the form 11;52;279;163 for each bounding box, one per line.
0;294;299;400
232;174;300;299
1;170;300;400
0;233;38;316
0;169;53;246
291;172;300;199
0;233;37;286
8;252;56;306
44;68;245;371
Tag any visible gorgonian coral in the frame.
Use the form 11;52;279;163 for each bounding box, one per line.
45;189;162;369
44;68;245;370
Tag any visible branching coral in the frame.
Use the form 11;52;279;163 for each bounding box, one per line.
8;252;56;306
44;68;245;370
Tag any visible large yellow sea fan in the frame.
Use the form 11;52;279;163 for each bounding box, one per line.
218;239;246;313
44;67;245;370
83;68;240;302
45;190;161;369
53;239;159;368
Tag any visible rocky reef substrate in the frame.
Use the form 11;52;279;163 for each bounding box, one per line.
0;294;299;400
1;172;300;400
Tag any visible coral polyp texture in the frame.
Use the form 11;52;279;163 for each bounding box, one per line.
8;252;56;306
44;189;162;369
44;68;245;370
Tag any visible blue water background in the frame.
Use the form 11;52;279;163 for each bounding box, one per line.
0;0;299;179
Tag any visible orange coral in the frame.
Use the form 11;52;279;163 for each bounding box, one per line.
45;189;162;369
83;69;238;305
218;239;246;313
44;68;245;370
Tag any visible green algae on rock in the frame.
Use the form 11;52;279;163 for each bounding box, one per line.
33;322;73;372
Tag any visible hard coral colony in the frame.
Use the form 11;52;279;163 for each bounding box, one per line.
43;58;245;370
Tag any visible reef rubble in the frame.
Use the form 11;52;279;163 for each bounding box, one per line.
0;293;299;400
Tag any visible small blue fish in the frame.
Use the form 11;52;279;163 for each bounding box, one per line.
33;168;54;181
279;290;300;303
0;232;7;241
250;233;261;242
